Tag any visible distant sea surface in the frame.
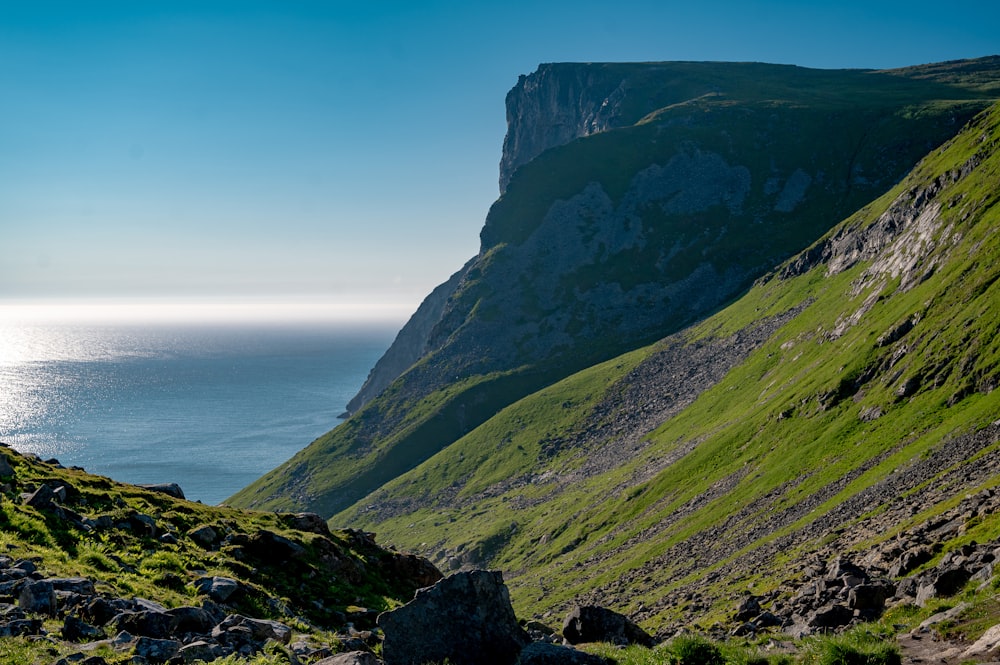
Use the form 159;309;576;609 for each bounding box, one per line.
0;321;397;505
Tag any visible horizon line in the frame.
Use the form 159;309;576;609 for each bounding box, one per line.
0;297;417;326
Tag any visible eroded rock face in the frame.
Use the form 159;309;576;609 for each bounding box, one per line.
378;570;530;665
500;64;629;194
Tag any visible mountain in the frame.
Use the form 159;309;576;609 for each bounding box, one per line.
229;57;1000;521
336;94;1000;633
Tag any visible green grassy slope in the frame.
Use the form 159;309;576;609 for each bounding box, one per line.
0;444;435;662
338;100;1000;631
229;58;1000;520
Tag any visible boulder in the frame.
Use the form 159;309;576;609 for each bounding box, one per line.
212;614;293;646
916;566;973;606
177;639;227;663
194;576;242;603
961;623;1000;659
133;635;182;663
80;596;132;627
188;525;220;549
128;513;158;537
561;605;654;647
283;512;332;536
167;605;217;635
112;609;176;639
0;618;43;637
54;655;110;665
889;547;933;577
387;551;445;590
62;614;104;641
0;454;13;477
18;580;57;615
806;604;854;629
847;582;895;611
50;577;97;596
137;483;186;500
245;530;306;563
733;595;762;622
516;642;613;664
22;484;58;510
378;570;530;665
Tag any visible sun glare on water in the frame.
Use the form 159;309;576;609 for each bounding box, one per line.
0;299;412;366
0;300;414;326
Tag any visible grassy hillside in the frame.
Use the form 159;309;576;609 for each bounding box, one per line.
0;445;437;663
229;58;1000;521
337;100;1000;634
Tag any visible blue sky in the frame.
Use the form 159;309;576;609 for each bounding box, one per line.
1;1;997;318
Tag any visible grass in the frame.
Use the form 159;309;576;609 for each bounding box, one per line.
583;627;898;665
303;101;1000;633
0;445;432;663
228;59;1000;529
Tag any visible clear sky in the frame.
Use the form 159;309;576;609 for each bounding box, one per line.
2;0;997;320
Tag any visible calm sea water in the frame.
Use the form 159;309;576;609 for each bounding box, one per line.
0;322;396;505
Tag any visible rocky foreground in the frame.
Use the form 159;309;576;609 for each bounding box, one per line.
3;431;1000;665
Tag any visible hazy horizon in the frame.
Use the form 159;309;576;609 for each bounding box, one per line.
0;298;416;327
3;1;998;316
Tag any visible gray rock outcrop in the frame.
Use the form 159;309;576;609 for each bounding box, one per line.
561;605;654;647
500;63;630;193
378;570;530;665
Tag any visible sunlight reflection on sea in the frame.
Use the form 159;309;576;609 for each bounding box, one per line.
0;320;395;504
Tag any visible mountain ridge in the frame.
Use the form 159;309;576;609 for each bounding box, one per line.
333;98;1000;631
230;57;1000;521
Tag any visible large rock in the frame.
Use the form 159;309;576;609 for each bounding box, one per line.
516;642;613;665
377;570;530;665
50;577;96;596
212;614;293;646
112;608;176;639
137;483;186;499
62;614;104;641
961;623;1000;659
561;605;654;647
194;576;242;603
916;566;973;606
387;551;444;590
132;635;182;663
177;640;227;663
0;453;14;477
245;530;306;563
187;524;220;549
18;580;57;615
283;512;332;536
848;582;895;611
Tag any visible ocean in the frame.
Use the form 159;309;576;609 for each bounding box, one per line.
0;320;397;505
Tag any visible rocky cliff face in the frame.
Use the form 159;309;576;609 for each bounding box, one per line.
340;100;1000;634
499;64;630;193
345;261;472;414
233;58;1000;521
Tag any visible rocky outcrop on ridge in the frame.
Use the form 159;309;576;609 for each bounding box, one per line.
499;63;632;193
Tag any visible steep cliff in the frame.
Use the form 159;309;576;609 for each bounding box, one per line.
230;57;1000;521
338;99;1000;631
499;64;630;193
345;261;472;414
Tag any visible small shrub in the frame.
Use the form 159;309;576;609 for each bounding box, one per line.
79;542;117;572
666;635;726;665
804;627;901;665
